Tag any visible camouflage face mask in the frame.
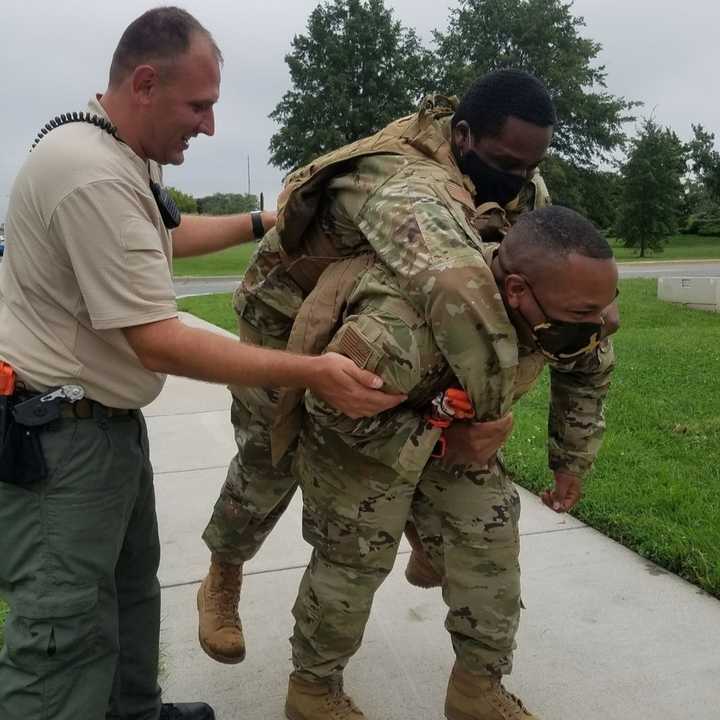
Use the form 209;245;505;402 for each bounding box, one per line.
523;282;604;361
497;252;605;361
530;316;604;362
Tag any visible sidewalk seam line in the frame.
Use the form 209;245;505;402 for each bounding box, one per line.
159;529;590;590
155;464;228;476
521;526;589;537
146;408;229;419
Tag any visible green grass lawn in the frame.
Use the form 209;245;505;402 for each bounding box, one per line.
172;242;256;277
177;292;238;333
611;234;720;261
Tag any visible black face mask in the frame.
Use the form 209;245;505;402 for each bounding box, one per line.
458;150;526;207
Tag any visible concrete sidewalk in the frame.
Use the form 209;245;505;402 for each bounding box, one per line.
147;314;720;720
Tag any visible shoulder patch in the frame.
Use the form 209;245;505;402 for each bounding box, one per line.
336;325;375;369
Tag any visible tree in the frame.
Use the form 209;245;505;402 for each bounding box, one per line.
196;193;259;215
687;124;720;202
542;155;622;230
432;0;638;166
167;187;198;214
614;119;686;257
269;0;431;170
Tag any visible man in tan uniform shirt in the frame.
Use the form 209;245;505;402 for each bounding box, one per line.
0;8;401;720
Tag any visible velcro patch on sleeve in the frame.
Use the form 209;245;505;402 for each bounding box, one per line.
335;325;375;369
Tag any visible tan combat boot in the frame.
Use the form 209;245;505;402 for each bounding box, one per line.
445;662;539;720
285;673;366;720
404;522;443;588
196;556;245;664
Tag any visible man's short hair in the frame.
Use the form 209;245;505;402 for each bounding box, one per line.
505;206;613;270
109;6;223;87
452;70;557;138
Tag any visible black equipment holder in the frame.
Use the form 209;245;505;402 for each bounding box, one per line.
0;390;75;487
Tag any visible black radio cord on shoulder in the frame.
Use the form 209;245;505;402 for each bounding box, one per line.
30;112;119;151
28;110;181;230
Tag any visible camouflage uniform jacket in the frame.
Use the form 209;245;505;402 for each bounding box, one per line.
236;95;550;424
301;245;614;482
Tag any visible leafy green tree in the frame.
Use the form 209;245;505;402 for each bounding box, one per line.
433;0;638;165
196;193;259;215
269;0;431;170
615;119;686;257
167;187;198;214
687;124;720;203
542;156;622;230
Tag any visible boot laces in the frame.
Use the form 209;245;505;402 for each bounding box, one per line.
211;564;241;624
327;676;361;717
497;682;530;717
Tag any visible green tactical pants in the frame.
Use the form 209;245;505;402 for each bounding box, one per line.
291;424;521;680
0;407;162;720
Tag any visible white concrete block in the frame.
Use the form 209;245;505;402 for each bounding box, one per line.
658;276;720;311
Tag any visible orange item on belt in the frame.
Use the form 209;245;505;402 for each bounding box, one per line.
0;362;16;396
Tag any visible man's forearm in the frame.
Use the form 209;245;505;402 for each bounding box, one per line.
172;211;275;258
123;317;404;419
125;317;318;388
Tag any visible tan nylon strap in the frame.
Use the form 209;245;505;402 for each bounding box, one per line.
270;254;375;465
475;201;506;216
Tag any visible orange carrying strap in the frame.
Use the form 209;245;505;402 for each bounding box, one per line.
0;362;16;396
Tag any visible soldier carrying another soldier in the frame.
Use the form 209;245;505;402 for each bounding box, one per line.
198;70;620;666
286;206;617;720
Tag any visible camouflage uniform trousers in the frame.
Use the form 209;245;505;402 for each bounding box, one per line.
290;421;522;681
202;318;298;564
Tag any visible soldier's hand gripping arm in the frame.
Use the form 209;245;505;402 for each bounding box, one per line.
543;339;616;512
303;310;444;481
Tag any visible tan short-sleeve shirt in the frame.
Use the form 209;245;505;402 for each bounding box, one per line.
0;96;178;408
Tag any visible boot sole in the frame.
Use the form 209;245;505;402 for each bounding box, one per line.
197;629;246;664
444;702;477;720
196;588;246;665
285;702;308;720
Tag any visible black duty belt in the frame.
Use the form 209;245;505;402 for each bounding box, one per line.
59;398;132;419
12;385;133;426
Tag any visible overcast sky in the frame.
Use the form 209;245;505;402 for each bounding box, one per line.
1;0;719;222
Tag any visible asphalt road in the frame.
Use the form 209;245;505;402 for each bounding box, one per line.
174;260;720;297
617;260;720;278
174;276;241;297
